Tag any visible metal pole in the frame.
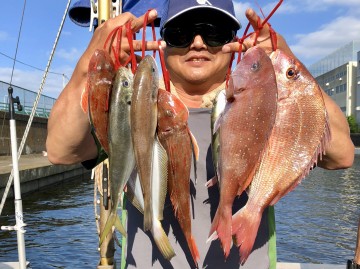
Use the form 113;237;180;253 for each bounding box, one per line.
95;1;117;267
6;86;27;269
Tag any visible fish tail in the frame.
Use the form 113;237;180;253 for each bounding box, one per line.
231;205;262;265
189;235;200;265
152;219;176;260
208;206;232;257
205;175;218;188
143;199;152;231
99;211;127;246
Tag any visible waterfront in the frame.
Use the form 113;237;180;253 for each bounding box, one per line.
0;156;359;268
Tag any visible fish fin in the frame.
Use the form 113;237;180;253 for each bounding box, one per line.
205;175;218;188
126;169;145;214
154;136;169;220
80;85;89;113
152;219;176;260
208;205;232;258
114;214;127;237
99;211;127;246
189;130;199;184
189;131;199;161
126;188;143;214
105;86;112;112
207;231;218;242
232;204;262;265
188;235;200;265
213;111;224;135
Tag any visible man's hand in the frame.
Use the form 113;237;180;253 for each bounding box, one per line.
222;8;295;58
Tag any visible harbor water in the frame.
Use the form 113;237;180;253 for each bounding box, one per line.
0;156;359;268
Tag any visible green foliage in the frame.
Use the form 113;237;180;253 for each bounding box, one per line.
347;115;359;133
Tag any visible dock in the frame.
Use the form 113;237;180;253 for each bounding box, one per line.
0;153;91;198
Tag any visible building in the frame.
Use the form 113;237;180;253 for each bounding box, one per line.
309;41;360;124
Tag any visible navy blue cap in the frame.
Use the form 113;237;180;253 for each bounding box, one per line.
160;0;240;32
123;0;167;27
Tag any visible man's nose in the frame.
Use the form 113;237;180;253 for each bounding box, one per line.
191;34;206;48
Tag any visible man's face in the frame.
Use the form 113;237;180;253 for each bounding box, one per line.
163;23;234;90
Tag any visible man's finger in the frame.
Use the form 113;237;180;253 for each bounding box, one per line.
130;9;158;33
245;8;270;35
120;40;166;52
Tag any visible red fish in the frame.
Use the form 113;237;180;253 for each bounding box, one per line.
232;49;331;264
208;46;278;258
157;89;200;265
81;49;115;153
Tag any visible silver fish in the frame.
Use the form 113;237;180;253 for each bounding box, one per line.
99;66;135;245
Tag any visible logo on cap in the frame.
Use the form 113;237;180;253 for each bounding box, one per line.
196;0;212;5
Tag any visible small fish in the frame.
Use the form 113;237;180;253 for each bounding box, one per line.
206;89;227;188
232;49;331;264
81;49;115;153
157;89;200;265
126;137;176;260
130;55;159;231
208;46;278;258
99;66;135;245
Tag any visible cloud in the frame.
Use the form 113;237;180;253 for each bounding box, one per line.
233;1;252;25
0;66;72;99
290;15;360;65
55;47;82;62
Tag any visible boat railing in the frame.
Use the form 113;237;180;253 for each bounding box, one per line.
0;80;56;119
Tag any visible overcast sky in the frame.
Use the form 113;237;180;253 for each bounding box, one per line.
1;0;360;98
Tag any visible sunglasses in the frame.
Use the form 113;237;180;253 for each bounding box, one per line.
161;23;236;48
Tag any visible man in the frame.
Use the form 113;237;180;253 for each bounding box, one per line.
46;0;354;268
348;217;360;269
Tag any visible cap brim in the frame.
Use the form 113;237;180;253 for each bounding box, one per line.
161;6;240;31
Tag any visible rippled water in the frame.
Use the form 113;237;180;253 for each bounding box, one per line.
0;178;100;268
276;155;360;264
0;157;359;268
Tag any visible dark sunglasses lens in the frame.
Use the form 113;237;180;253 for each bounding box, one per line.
163;24;235;48
202;25;234;46
163;28;192;48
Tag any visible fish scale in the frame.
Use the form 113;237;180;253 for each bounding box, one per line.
231;49;331;265
99;66;134;245
208;46;278;258
130;55;159;232
157;89;200;266
81;49;115;154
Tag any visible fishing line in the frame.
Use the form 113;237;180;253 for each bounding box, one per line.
9;0;27;86
0;51;69;77
0;0;27;163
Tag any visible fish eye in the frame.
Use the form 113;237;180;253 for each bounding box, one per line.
286;68;297;79
122;80;129;87
251;61;260;71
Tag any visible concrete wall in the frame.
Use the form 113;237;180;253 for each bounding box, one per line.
0;163;92;198
0;111;47;156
